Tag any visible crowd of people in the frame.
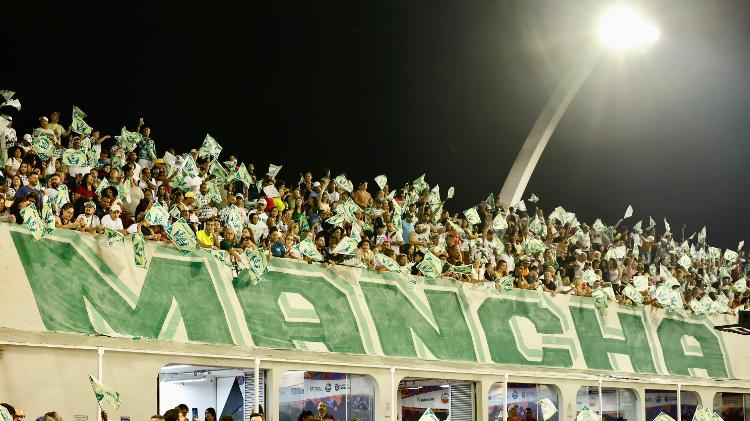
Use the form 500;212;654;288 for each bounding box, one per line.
0;402;341;421
1;93;749;318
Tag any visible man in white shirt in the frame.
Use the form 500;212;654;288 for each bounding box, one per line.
76;201;102;233
248;211;269;244
100;204;127;234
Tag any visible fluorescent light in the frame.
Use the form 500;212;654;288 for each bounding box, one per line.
165;377;207;384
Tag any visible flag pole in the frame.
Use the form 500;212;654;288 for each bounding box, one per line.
98;347;104;421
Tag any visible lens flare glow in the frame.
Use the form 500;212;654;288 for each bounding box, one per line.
598;5;660;51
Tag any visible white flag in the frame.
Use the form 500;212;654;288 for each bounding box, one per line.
739;241;745;251
624;205;633;219
267;164;282;177
538;398;558;421
447;186;455;199
664;218;671;233
374;174;387;190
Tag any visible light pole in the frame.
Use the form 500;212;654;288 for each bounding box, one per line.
498;4;660;207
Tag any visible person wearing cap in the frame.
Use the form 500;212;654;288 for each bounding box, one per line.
100;203;127;234
76;200;102;233
35;116;59;145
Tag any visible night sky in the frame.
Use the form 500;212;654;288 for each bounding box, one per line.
5;1;749;248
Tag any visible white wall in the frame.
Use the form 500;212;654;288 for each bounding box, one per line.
159;378;217;419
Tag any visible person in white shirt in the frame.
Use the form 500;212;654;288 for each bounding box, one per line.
248;211;269;244
76;201;102;233
100;204;127;234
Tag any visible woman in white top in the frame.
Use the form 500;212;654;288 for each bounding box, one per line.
4;146;22;178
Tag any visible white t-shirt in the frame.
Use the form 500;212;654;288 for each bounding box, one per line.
76;214;101;229
4;157;20;176
101;214;124;231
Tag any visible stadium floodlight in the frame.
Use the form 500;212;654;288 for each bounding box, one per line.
498;4;659;207
598;5;660;51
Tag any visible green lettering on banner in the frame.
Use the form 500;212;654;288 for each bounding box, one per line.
360;282;476;361
11;232;233;344
478;297;572;367
657;318;729;377
234;271;365;354
569;307;656;373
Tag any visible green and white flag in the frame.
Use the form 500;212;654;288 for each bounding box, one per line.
246;247;269;279
575;406;600;421
664;218;671;233
412;174;428;194
446;186;455;199
341;257;368;269
89;375;122;409
234;163;253;186
689;298;707;317
105;228;126;246
115;127;141;152
416;250;443;279
698;226;707;244
516;200;527;212
463;207;481;225
622;283;643;304
223;160;237;172
295;237;324;261
418;408;439;421
493;212;508;231
647;216;656;229
208;249;232;268
653;413;676;421
632;275;649;291
62;148;88;166
529;216;547;237
169;205;181;220
145;202;170;226
20;204;44;240
199;133;223;159
374;174;387;190
538;398;558;421
678;254;692;269
498;275;514;293
375;253;402;273
485;192;495;211
528;193;540;203
724;249;738;263
592;288;608;309
334;174;353;193
582;269;598;285
42;203;56;236
209;159;230;184
267;163;282;177
633;220;643;232
166;218;200;255
169;169;192;192
31;133;55;159
131;233;148;268
72;105;87;120
182;154;199;178
0;404;11;421
448;263;473;275
733;279;747;294
523;237;546;255
428;185;441;208
739;240;745;251
2;98;22;111
592;218;606;232
326;212;349;228
95;178;110;196
624;204;633;219
0;90;15;101
333;236;359;255
71;116;93;135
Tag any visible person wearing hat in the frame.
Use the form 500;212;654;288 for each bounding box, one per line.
100;203;127;234
35;116;58;145
76;200;102;233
